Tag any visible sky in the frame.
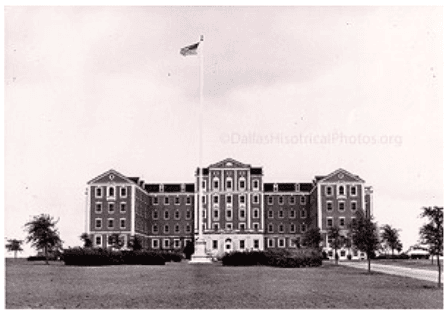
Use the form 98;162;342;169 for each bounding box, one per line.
3;6;443;257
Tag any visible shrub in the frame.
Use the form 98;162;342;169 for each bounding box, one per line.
222;249;322;268
62;248;165;266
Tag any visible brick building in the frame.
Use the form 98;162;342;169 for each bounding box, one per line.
86;158;372;260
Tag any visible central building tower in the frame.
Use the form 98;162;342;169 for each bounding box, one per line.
196;158;264;257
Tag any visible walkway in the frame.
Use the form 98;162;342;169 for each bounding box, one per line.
341;261;443;284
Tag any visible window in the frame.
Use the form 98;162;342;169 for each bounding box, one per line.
152;225;158;234
226;210;232;220
267;196;273;205
225;238;232;250
279;224;284;233
120;187;127;198
153;197;159;205
164;225;169;234
186;196;191;205
164;197;169;205
95;202;102;213
202;181;206;189
289;210;295;218
327;201;333;212
351;201;357;211
300;210;307;218
120;218;126;229
326;186;333;196
226;195;232;204
338;185;345;196
152;239;159;249
186;210;191;220
278;210;284;218
240;240;245;249
340;250;346;257
287;224;294;233
268;224;274;233
226;178;232;190
202;210;206;219
95;235;102;246
353;250;358;257
278;238;285;248
153;210;159;220
164;210;169;220
174;239;180;249
239;195;245;204
253;194;259;204
226;223;233;230
174;224;180;233
213;209;219;220
268;239;274;248
338;201;345;212
185;224;191;233
202;196;206;204
290;238;296;248
120;202;126;213
350;186;357;196
268;210;273;218
274;184;278;192
213;195;219;204
212;240;218;249
239;209;245;218
174;210;180;220
339;218;345;227
213;223;219;231
327;218;333;227
95;187;102;198
214;178;219;190
253;223;259;231
328;251;333;257
163;239;170;249
254;239;259;249
108;186;115;198
253;180;259;190
301;224;307;233
253;208;259;218
175;197;180;205
239;178;245;190
278;196;284;205
300;196;306;205
107;218;114;229
239;223;246;231
108;202;115;213
289;196;295;205
95;218;102;229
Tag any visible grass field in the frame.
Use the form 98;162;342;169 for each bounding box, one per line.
367;258;444;271
5;258;443;309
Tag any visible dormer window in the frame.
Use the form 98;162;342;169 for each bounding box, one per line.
274;184;278;192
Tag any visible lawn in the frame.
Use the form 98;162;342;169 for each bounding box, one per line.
368;258;444;271
5;258;443;309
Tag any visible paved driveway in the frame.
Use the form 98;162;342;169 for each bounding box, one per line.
341;261;444;284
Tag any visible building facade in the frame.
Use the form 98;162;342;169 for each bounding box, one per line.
86;158;372;260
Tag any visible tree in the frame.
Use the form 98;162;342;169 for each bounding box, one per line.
350;209;380;273
380;224;402;256
419;206;443;288
302;227;323;249
327;226;345;265
5;239;24;258
79;233;93;248
128;235;143;251
24;214;63;265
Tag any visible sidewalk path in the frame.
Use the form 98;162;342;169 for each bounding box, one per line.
341;261;444;284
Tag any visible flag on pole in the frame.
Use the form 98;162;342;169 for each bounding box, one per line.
180;42;200;56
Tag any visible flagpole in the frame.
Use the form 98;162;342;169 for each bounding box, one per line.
198;34;204;240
